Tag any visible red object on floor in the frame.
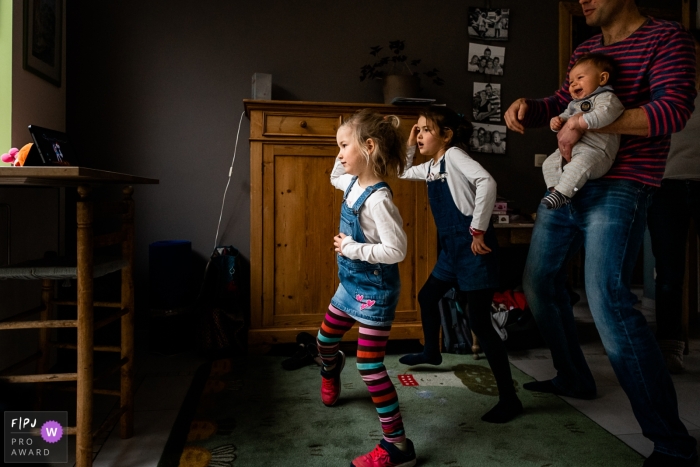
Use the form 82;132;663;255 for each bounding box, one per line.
493;290;528;311
398;374;418;386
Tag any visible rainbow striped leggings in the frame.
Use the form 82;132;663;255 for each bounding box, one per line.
316;305;405;444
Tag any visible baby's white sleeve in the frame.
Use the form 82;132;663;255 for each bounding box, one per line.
583;92;625;130
559;101;576;120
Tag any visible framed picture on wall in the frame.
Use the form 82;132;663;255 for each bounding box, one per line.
473;82;501;123
469;123;507;155
468;8;509;41
467;43;505;76
23;0;63;87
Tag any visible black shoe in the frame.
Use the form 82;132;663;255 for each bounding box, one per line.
280;331;320;370
297;331;319;358
643;451;698;467
281;344;315;370
297;331;317;347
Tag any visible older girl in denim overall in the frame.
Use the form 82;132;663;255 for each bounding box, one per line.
399;107;523;424
316;110;417;467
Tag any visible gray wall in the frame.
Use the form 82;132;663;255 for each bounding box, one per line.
65;0;681;314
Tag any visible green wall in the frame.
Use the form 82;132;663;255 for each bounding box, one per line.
0;0;11;156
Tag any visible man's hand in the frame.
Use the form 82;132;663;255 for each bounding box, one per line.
334;233;347;256
557;120;584;162
471;235;492;255
550;116;564;132
567;113;588;131
504;98;529;134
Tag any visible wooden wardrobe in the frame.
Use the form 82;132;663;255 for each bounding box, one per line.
244;100;436;346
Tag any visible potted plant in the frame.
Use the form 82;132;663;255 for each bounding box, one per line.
360;40;444;104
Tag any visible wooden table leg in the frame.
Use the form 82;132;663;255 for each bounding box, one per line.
76;186;94;467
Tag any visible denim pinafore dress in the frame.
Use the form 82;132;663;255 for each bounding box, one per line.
428;155;499;291
330;177;401;326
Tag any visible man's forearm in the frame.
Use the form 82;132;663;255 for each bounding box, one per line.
590;108;649;136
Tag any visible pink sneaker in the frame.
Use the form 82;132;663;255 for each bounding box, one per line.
320;350;345;406
351;439;416;467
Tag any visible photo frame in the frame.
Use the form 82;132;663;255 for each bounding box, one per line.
472;82;502;123
469;123;507;155
558;1;681;85
23;0;63;87
468;7;510;41
467;43;505;76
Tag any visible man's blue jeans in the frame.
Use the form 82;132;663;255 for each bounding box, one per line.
524;178;697;459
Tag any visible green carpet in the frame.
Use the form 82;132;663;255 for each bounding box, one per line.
164;354;644;467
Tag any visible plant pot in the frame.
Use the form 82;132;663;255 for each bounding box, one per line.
382;74;419;104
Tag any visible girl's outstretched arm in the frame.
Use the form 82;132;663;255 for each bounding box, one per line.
400;146;430;180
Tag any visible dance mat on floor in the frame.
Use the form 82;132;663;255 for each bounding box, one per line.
160;354;643;467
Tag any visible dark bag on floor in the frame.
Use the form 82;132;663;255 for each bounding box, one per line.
197;246;248;358
439;288;473;354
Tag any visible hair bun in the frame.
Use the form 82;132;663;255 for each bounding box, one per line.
384;114;400;128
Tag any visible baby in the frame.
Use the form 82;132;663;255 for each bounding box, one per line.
541;53;625;209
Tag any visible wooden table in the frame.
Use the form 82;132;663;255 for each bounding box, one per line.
0;167;158;467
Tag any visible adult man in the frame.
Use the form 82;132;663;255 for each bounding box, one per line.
504;1;697;466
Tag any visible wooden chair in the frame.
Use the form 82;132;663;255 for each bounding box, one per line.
0;186;135;466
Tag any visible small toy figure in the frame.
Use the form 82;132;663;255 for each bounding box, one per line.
1;143;34;166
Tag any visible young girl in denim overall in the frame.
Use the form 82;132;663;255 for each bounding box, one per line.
316;110;417;467
399;107;523;424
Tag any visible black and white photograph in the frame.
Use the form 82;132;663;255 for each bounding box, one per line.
472;82;501;123
469;123;507;154
468;8;509;41
23;0;63;86
467;43;505;76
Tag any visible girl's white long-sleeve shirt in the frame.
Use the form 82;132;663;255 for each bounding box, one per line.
330;158;407;265
400;146;497;231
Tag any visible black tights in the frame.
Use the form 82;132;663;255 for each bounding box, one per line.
419;274;516;398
